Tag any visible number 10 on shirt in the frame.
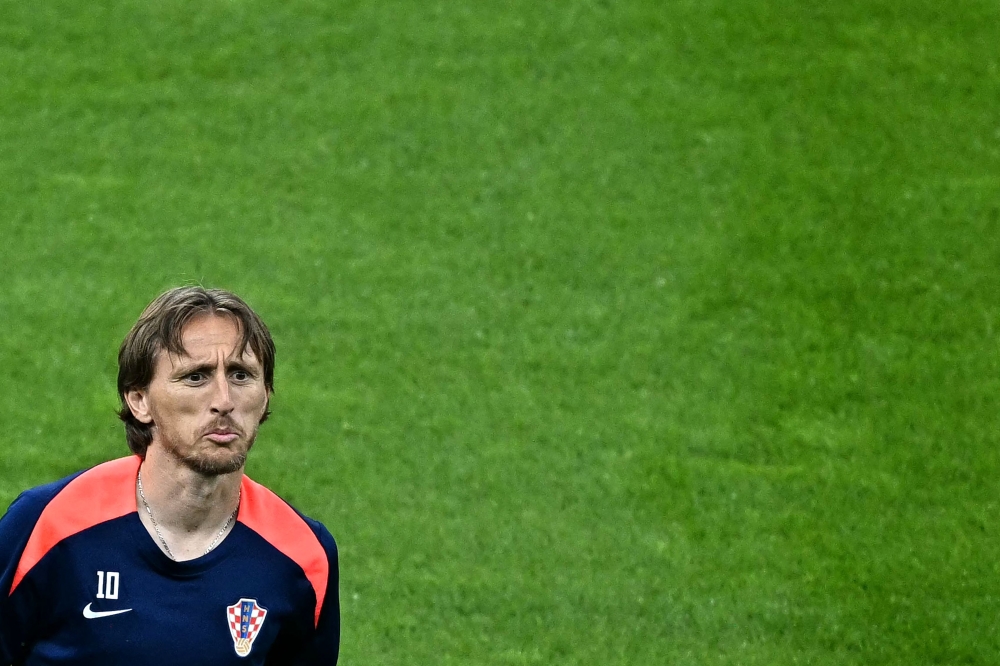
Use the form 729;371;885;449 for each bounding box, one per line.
96;571;120;600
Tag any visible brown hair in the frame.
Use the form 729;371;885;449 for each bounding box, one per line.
117;286;276;456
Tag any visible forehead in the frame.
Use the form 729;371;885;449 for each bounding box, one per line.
160;313;259;365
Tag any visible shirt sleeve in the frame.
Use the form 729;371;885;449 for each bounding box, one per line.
267;521;340;666
0;491;49;666
299;524;340;665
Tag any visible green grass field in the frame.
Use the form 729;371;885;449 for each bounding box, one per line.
2;0;999;663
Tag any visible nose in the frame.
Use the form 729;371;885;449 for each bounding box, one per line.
210;371;235;415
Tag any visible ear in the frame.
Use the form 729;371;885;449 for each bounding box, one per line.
125;389;154;424
257;390;273;424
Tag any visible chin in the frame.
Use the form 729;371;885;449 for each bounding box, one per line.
183;452;247;476
174;441;253;477
160;431;256;477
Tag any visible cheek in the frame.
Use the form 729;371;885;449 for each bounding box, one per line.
149;391;204;423
240;387;269;417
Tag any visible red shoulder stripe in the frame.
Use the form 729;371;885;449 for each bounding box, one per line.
11;456;140;595
237;476;329;627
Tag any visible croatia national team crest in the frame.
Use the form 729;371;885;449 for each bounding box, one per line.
226;598;268;657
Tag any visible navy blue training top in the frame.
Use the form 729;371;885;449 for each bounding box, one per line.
0;456;339;665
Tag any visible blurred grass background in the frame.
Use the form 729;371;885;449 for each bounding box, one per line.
2;0;999;663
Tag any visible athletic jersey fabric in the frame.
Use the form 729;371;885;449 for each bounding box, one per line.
0;456;339;666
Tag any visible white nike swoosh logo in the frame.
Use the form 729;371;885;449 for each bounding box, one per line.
83;603;133;619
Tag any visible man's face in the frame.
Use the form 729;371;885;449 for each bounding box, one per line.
126;313;270;476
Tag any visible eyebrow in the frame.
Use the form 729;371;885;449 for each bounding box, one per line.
171;359;260;377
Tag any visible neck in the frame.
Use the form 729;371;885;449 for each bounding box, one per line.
136;445;243;559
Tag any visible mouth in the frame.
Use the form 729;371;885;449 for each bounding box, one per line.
204;428;240;444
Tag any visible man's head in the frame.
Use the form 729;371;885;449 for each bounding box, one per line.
118;287;276;473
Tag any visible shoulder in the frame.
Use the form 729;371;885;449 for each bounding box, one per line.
238;475;337;627
294;508;338;558
3;471;79;516
0;457;140;595
238;475;337;557
11;456;139;543
0;472;81;544
0;466;89;597
0;453;128;536
6;456;139;512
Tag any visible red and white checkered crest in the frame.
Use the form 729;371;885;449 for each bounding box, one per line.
226;598;268;657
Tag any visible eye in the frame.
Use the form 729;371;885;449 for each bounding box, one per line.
186;372;206;383
232;370;251;382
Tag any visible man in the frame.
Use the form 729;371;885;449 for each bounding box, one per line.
0;287;339;665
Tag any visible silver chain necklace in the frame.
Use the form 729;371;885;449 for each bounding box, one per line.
137;470;239;561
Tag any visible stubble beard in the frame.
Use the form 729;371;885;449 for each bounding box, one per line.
162;428;258;477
